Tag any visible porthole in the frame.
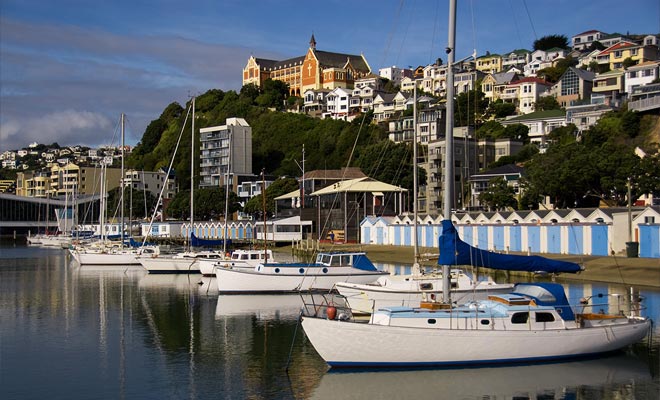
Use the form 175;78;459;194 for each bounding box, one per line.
427;319;437;324
480;319;490;325
274;268;280;273
299;268;305;274
322;267;328;273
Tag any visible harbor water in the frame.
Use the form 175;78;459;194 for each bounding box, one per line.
1;244;659;399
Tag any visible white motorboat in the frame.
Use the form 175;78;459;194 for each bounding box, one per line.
335;269;513;314
198;248;275;276
215;251;388;293
301;281;651;367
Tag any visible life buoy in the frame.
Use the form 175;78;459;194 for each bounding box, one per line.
326;306;337;320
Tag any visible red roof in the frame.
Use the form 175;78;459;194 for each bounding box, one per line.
509;77;552;86
598;41;638;55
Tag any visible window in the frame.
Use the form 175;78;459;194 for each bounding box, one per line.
535;312;555;323
511;312;529;324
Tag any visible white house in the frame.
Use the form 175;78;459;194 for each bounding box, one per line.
324;87;353;120
572;30;607;51
501;109;566;149
625;61;660;95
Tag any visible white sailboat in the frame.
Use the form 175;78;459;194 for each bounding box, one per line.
138;96;224;274
300;0;651;368
70;114;155;265
335;75;512;314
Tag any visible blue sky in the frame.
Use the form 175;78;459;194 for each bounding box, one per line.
1;0;658;150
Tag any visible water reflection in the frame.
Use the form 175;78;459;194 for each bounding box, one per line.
216;294;303;321
308;354;653;400
1;245;659;400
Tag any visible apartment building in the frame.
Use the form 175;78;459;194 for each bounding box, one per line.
199;118;253;189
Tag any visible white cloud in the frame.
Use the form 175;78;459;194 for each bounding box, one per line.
0;110;114;150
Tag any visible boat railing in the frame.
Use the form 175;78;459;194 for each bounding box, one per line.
577;293;646;317
300;293;354;321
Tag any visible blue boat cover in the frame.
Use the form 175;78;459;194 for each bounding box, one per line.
191;233;231;248
438;220;582;274
512;283;576;321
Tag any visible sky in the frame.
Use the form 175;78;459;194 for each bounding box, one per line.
1;0;659;151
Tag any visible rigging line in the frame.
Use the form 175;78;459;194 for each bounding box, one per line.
395;0;416;67
429;0;440;65
469;0;477;56
142;102;192;248
379;0;405;68
522;0;538;40
508;0;525;50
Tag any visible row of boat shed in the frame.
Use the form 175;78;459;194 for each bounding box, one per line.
360;207;660;259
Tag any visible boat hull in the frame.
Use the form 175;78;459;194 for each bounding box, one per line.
301;316;651;367
215;267;387;293
70;249;140;265
138;256;200;274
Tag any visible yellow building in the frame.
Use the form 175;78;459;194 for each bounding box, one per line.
596;41;660;71
476;53;503;74
243;35;371;96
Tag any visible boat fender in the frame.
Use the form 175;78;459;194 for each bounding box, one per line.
326;306;337;320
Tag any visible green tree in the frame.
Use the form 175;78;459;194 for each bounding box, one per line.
165;187;240;221
534;96;562;111
548;124;578;146
622;57;636;69
256;79;289;109
478;177;518;211
588;41;605;51
476;120;505;140
454;89;489;127
487;100;517;118
501;124;529;143
533;34;569;51
106;187;159;220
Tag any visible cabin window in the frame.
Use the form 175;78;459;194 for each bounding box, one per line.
251;254;259;260
427;319;437;325
535;312;555;323
511;312;529;324
480;319;490;325
341;255;351;265
419;283;433;290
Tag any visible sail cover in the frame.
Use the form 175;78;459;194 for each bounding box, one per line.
438;220;582;274
191;233;231;247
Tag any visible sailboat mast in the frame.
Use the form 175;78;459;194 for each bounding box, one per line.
190;97;195;249
262;169;268;262
223;131;231;255
442;0;457;303
412;83;420;274
120;113;125;249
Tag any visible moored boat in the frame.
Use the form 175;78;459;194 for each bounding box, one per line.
215;251;388;293
198;248;275;276
301;282;651;367
138;250;224;274
335;269;513;315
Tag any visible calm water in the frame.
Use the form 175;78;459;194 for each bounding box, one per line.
1;244;659;400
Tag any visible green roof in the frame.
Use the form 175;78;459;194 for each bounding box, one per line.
505;109;566;122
